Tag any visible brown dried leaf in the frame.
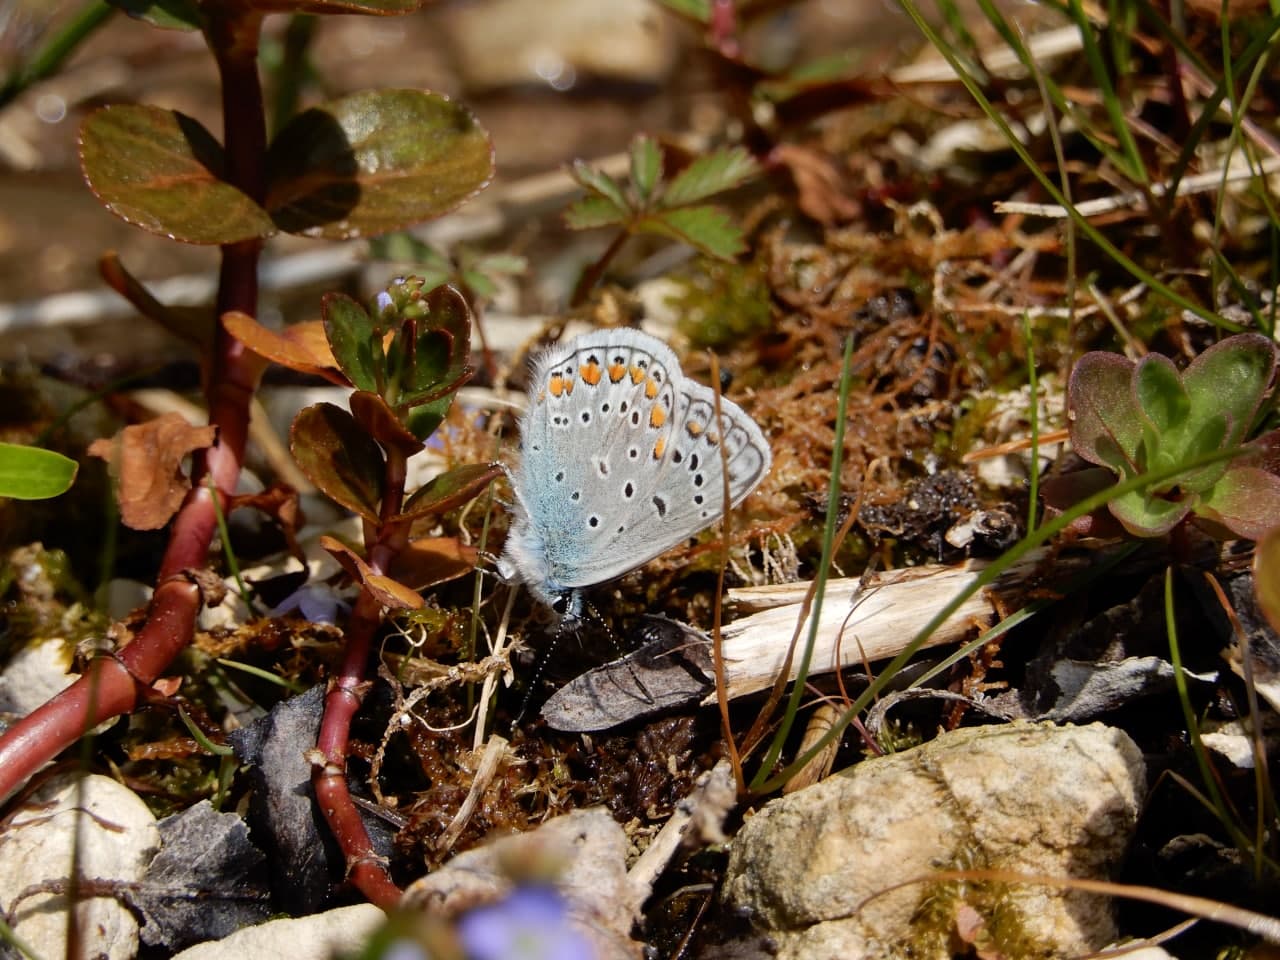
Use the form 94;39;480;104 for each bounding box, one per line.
222;312;347;385
88;413;217;530
386;537;477;590
319;535;424;610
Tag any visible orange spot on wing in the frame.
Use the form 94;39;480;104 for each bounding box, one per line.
630;365;645;384
644;378;658;399
687;421;704;437
653;436;666;459
549;375;564;397
563;376;575;395
580;362;602;385
649;406;666;429
608;362;627;382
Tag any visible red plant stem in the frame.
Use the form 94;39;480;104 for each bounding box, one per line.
0;10;268;804
313;447;410;907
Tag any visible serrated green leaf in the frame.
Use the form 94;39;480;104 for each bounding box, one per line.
321;293;381;393
569;159;630;211
0;444;77;500
640;206;747;260
630;136;662;202
564;194;629;230
652;0;710;21
662;147;760;207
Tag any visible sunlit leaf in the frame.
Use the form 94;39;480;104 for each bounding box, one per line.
404;394;453;442
1199;465;1280;540
0;444;78;500
266;89;493;239
564;194;628;230
320;536;423;610
630;136;662;202
290;404;385;522
640;205;747;259
568;159;629;211
387;537;478;590
223;313;347;385
401;462;502;520
1067;352;1142;475
321;294;380;393
662;146;759;206
80;105;275;244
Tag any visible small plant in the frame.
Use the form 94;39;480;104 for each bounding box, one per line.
565;134;760;304
1062;333;1280;539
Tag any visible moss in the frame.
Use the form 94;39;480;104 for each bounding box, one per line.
669;258;772;350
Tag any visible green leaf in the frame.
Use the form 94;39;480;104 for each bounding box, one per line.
401;462;503;520
1134;354;1188;435
266;89;494;239
564;194;628;230
0;443;77;500
1182;333;1277;448
1108;487;1192;538
399;285;473;407
80;105;275;244
471;252;527;276
640;206;747;259
290;404;385;522
630;136;662;202
321;293;381;393
1200;465;1280;539
1067;352;1143;475
652;0;711;21
569;159;630;211
661;146;760;207
405;393;453;442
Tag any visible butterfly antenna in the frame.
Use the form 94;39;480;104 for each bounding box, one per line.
511;601;576;730
582;599;656;706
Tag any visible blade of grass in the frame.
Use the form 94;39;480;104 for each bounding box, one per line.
215;657;306;693
209;476;257;616
748;332;856;792
898;0;1224;328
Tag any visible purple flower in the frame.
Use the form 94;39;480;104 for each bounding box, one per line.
270;581;349;625
457;887;594;960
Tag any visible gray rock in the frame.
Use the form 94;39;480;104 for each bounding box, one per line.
722;722;1145;959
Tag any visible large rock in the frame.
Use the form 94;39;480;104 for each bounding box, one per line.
0;774;160;960
722;722;1145;959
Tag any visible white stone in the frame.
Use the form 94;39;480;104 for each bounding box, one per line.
0;635;76;715
170;904;384;960
723;722;1145;959
0;774;160;960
